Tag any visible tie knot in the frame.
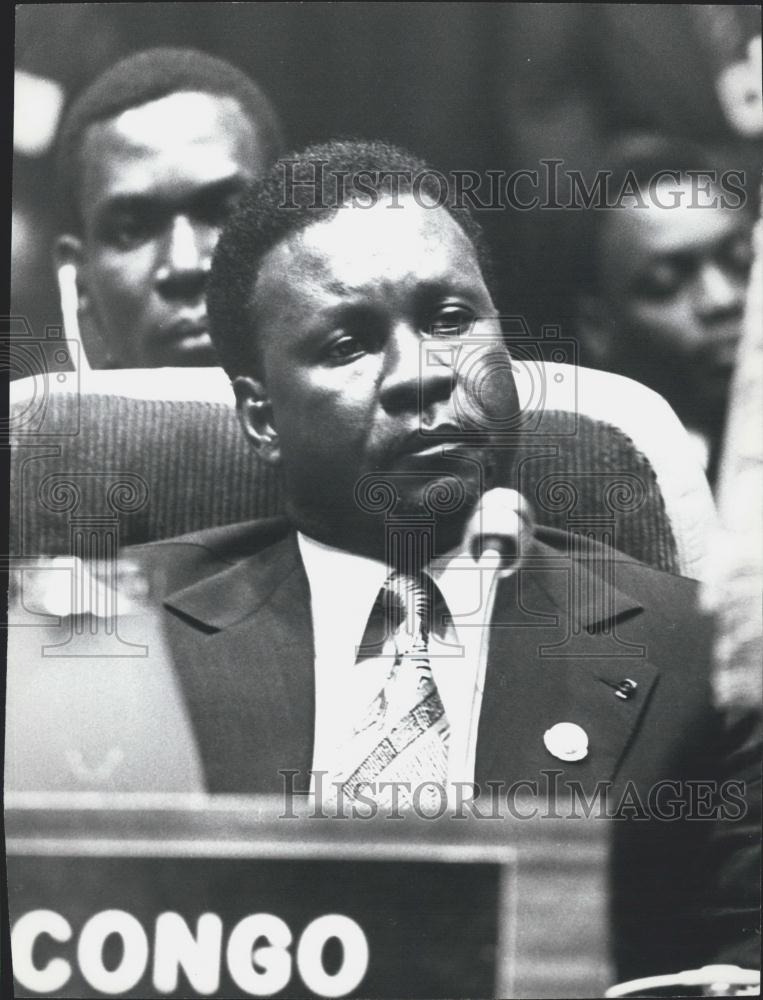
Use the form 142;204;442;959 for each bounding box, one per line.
383;571;433;642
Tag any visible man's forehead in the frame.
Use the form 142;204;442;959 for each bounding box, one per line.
104;90;250;153
264;196;483;293
600;184;749;264
79;90;261;217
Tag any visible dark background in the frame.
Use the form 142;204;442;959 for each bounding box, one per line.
12;3;762;353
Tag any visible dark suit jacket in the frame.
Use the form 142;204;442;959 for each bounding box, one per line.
127;516;760;979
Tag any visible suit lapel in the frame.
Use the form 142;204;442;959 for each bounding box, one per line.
476;539;659;793
163;533;315;793
162;529;661;795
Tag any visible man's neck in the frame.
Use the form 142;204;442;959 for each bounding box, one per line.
286;497;477;569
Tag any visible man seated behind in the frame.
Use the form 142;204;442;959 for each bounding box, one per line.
9;141;758;982
575;134;755;485
52;46;284;369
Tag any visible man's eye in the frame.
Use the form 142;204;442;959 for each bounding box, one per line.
325;335;364;362
721;234;753;277
104;216;152;249
196;191;244;228
428;306;475;337
636;262;684;300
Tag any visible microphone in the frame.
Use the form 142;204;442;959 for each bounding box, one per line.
465;488;533;577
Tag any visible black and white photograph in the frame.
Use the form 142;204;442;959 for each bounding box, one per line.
4;3;762;998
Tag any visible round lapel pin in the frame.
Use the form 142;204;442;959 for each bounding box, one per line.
543;722;589;762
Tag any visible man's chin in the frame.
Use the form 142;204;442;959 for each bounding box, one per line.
395;473;478;518
140;328;220;369
158;345;220;368
291;471;482;563
383;472;482;554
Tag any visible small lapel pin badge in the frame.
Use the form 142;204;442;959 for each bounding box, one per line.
598;676;638;700
544;722;589;762
614;678;638;700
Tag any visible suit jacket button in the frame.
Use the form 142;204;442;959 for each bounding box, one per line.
544;722;589;762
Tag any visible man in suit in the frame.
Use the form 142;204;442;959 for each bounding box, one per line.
52;46;284;369
6;140;758;982
121;139;759;978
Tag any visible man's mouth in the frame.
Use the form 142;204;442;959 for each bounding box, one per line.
157;316;218;365
396;424;492;460
702;320;742;367
698;342;740;382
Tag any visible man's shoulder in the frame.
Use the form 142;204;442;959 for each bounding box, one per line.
533;523;701;614
127;518;700;605
126;517;294;593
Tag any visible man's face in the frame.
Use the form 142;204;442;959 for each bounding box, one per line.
596;178;753;429
71;90;265;367
241;194;520;556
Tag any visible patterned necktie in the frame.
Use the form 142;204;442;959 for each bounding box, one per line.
331;570;450;809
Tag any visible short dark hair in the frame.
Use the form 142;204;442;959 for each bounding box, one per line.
55;46;285;234
207;138;496;379
579;131;736;294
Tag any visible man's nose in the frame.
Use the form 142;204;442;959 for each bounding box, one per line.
154;216;213;301
379;324;453;416
696;261;744;320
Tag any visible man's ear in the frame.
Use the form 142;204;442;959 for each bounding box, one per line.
233;376;281;465
575;293;615;370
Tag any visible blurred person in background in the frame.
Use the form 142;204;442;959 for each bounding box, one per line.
498;2;762;337
703;202;762;711
698;209;762;1000
52;46;284;369
10;70;68;380
575;134;755;485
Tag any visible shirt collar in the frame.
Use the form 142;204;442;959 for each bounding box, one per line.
297;532;390;656
430;548;499;626
297;531;495;646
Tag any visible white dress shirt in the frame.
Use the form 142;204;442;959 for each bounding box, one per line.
297;532;500;791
